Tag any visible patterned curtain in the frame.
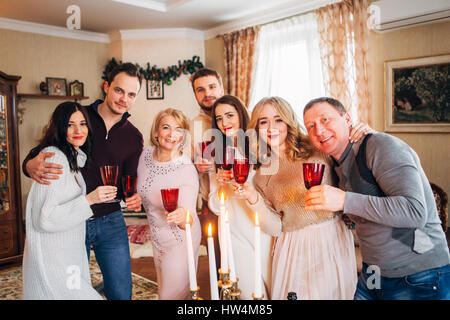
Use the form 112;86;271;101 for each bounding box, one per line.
222;26;260;107
315;0;372;125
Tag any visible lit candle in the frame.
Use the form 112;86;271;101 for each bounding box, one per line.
254;212;262;298
219;192;228;273
207;224;219;300
225;210;236;282
185;210;197;291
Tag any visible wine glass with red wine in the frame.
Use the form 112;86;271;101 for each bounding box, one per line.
233;157;250;198
99;165;120;203
302;163;325;189
122;175;137;198
199;141;213;172
160;188;179;214
220;146;235;183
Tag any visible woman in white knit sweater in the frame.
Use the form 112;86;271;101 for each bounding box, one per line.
22;102;116;300
208;95;273;299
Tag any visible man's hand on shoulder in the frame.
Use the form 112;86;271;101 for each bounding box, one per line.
26;152;63;185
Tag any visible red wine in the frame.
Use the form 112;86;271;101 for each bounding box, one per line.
302;163;325;190
161;188;179;213
233;158;250;184
122;175;137;198
100;165;118;186
199;141;213;160
221;146;235;171
304;179;322;190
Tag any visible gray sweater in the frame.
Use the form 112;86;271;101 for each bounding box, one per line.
335;133;449;278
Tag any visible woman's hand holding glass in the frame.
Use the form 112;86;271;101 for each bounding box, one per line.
86;186;118;205
166;207;190;229
231;180;258;204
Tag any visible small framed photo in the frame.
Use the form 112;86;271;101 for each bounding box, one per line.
46;77;67;96
146;79;164;100
385;54;450;132
69;80;84;97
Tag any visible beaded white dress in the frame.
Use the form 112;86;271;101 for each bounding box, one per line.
136;146;200;299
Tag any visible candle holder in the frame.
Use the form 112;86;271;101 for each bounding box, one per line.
252;293;264;300
190;286;203;300
230;277;241;300
218;268;233;300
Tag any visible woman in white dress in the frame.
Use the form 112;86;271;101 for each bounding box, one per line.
208;95;273;299
22;102;116;300
136;108;200;300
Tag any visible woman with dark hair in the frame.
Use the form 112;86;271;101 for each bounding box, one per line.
22;102;116;300
208;95;273;299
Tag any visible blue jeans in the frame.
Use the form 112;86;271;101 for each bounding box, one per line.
85;210;132;300
354;262;450;300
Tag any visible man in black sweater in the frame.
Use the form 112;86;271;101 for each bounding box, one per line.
23;63;143;300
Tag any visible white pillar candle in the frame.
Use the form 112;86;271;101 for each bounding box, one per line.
207;224;219;300
225;210;236;282
219;192;228;273
254;212;262;298
185;210;197;291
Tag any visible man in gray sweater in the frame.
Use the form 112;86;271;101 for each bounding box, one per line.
303;97;449;300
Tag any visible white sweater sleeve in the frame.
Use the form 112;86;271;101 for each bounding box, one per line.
31;149;93;233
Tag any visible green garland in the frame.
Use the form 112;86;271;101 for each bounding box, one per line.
102;56;204;86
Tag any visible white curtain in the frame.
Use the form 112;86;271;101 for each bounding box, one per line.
249;12;325;125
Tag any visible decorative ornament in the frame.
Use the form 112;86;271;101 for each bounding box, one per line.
101;56;204;88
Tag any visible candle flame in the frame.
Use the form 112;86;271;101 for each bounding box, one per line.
208;223;212;237
220;192;225;202
185;210;190;224
255;212;259;226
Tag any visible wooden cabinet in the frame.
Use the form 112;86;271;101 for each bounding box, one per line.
0;71;24;264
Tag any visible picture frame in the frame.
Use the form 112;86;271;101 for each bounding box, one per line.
46;77;67;96
69;80;84;97
146;79;164;100
385;54;450;132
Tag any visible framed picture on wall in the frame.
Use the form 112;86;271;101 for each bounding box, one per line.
69;80;84;97
146;79;164;100
385;54;450;132
46;77;67;96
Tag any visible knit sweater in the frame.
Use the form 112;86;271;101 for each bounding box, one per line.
248;150;337;236
22;146;102;300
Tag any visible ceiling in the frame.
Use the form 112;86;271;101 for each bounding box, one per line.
0;0;339;38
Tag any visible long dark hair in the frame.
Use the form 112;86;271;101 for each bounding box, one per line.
29;102;92;172
211;95;251;162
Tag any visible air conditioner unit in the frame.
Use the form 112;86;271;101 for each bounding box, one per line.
369;0;450;33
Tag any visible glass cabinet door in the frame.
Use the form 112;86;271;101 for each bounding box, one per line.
0;94;9;214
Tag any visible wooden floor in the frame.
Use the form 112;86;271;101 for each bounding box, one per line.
130;255;212;299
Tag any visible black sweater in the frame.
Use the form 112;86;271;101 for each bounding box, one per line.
23;99;143;218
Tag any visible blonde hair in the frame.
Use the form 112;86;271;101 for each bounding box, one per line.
150;108;190;149
248;97;314;163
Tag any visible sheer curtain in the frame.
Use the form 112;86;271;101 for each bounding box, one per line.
249;12;325;124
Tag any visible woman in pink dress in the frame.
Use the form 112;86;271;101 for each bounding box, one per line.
137;108;200;300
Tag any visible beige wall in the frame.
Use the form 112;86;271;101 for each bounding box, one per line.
369;21;450;197
0;29;205;213
0;29;110;212
205;36;225;84
119;38;205;145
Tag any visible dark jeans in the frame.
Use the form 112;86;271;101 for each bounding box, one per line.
85;210;132;300
355;262;450;300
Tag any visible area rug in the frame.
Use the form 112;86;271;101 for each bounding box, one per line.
0;255;158;300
